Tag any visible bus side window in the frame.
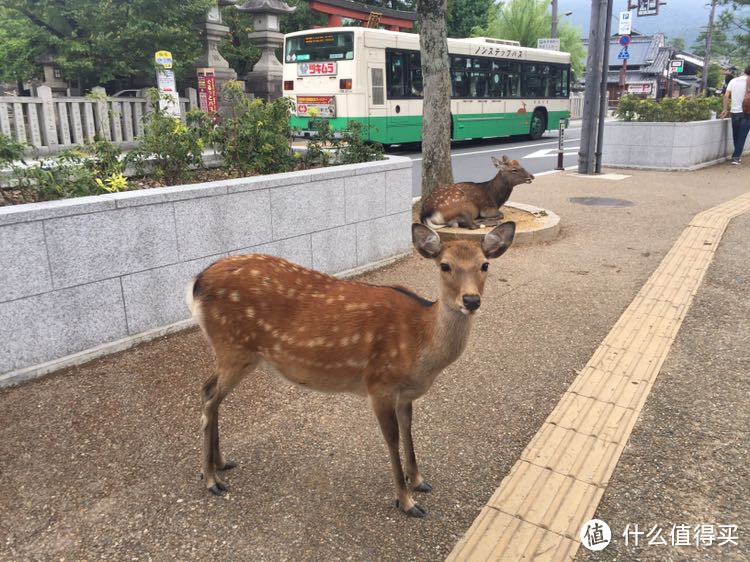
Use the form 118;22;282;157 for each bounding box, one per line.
560;67;570;97
408;52;423;97
452;71;469;98
470;72;487;98
506;63;521;98
387;51;406;98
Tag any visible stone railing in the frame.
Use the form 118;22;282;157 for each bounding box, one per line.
0;156;413;386
0;86;198;155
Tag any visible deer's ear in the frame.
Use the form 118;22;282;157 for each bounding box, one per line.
412;223;442;259
493;156;510;170
482;222;515;259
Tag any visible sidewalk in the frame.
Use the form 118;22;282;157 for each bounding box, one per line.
0;162;748;560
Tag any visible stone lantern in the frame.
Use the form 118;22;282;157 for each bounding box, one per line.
196;0;239;88
236;0;296;100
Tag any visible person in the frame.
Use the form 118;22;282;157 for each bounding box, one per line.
720;65;750;165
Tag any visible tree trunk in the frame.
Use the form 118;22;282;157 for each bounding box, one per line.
417;0;453;200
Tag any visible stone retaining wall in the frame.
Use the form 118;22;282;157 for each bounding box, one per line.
602;118;748;170
0;157;413;385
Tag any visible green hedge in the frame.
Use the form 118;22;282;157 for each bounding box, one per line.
615;94;723;123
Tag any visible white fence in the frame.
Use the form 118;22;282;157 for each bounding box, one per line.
0;86;198;155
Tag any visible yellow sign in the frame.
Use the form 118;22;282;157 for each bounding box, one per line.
155;50;173;69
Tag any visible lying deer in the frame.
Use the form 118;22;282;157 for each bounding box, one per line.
420;155;535;230
186;222;515;518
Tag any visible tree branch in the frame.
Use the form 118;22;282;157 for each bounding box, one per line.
16;8;66;39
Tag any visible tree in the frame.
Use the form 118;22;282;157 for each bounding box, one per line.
474;0;586;79
667;36;686;53
446;0;494;38
0;0;214;90
0;7;44;91
417;0;453;199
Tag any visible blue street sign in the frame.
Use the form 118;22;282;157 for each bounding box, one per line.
618;48;630;60
619;35;631;47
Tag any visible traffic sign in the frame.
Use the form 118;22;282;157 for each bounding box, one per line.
619;35;631;47
617;48;630;60
618;11;632;35
670;60;684;73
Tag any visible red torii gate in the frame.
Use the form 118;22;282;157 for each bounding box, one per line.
307;0;417;32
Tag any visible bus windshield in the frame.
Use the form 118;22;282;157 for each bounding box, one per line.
285;32;354;63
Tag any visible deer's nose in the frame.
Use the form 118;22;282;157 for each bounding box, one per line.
463;294;481;311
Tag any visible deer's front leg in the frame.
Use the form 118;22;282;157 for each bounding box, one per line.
371;396;427;518
396;401;432;493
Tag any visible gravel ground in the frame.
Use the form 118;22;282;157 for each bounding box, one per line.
1;163;747;560
578;213;750;562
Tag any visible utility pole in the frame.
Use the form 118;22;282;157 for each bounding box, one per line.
701;0;717;95
551;0;559;38
578;0;609;174
595;0;614;174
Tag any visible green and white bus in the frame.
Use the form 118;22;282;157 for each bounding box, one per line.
283;27;571;144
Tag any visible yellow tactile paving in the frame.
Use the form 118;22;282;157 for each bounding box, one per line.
447;191;750;561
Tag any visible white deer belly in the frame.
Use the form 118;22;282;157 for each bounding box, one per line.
262;358;368;396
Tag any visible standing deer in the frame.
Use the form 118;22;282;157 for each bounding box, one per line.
420;155;535;230
186;222;515;517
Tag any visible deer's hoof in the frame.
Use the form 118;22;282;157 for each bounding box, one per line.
414;481;433;493
219;459;237;471
394;499;428;518
406;504;427;518
208;481;229;496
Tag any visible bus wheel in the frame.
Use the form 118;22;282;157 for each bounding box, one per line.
528;110;546;140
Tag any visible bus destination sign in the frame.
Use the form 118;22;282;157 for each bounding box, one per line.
298;62;338;76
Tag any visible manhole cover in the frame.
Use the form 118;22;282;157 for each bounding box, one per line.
570;197;635;207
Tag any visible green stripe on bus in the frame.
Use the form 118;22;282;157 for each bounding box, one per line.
290;110;570;144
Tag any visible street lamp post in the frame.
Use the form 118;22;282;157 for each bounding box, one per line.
550;1;573;39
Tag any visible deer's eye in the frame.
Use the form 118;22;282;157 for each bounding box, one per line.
481;262;489;272
440;263;451;273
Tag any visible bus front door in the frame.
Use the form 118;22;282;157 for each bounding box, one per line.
367;64;387;143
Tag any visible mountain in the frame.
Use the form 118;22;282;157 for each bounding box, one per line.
559;0;730;50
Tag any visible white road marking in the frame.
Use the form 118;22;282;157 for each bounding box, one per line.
524;147;580;159
407;136;581;162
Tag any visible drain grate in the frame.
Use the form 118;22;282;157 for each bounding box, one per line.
570;196;635;207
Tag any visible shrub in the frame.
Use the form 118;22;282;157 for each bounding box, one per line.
0;133;25;166
616;94;723;122
128;89;208;185
336;121;384;164
211;81;296;175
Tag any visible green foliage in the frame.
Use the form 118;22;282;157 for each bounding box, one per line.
446;0;494;38
1;0;214;90
708;63;725;89
473;0;586;79
667;36;686;53
0;134;26;167
210;81;296;175
0;7;43;87
336;122;385;164
128;90;208;185
1;139;131;204
615;95;723;123
219;6;261;78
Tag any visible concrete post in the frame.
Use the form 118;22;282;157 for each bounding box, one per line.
578;0;607;175
37;85;59;149
595;0;614;174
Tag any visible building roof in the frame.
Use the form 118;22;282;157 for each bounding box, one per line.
310;0;418;21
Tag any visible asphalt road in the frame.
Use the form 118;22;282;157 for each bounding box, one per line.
389;126;582;198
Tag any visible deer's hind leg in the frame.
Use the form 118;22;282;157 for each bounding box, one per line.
202;355;259;496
